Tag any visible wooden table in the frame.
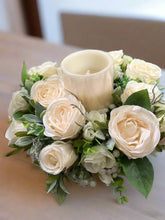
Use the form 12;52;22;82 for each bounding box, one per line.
0;32;165;220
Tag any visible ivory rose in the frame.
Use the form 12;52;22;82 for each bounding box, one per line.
109;50;123;79
39;141;77;175
121;81;161;103
5;119;26;145
43;95;85;140
28;61;58;78
30;75;65;107
109;50;123;65
126;59;161;84
82;146;116;173
109;105;160;159
8;88;29;117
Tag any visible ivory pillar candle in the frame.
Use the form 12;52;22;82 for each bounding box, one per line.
61;50;114;111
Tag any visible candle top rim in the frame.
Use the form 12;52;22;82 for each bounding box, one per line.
61;49;114;78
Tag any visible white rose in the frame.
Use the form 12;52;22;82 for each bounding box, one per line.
121;81;161;103
109;105;160;159
39;141;77;175
98;171;113;186
109;50;123;65
5;119;26;145
28;61;59;78
30;75;65;107
82;145;116;173
109;50;124;79
43;95;85;140
87;110;107;129
126;59;161;84
8;88;28;117
83;122;95;141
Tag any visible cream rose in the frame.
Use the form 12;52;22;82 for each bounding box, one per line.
8;88;29;117
5;119;26;145
82;146;116;173
28;61;59;78
109;50;123;65
39;141;77;175
121;81;161;103
126;59;161;84
109;105;160;159
43;95;85;140
30;75;65;107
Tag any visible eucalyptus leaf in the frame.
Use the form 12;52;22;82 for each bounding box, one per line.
59;176;70;194
46;175;59;185
22;62;28;85
15;131;28;137
6;148;21;157
15;136;34;147
25;79;33;93
124;89;151;111
35;102;45;118
55;186;67;205
13;111;28;120
19;91;30;102
112;86;122;106
121;157;154;198
47;180;57;194
23;114;42;123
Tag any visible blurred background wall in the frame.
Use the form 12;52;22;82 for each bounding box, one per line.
0;0;165;67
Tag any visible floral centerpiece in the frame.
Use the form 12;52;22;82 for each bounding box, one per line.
5;50;165;205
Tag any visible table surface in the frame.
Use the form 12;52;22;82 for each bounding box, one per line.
0;31;165;220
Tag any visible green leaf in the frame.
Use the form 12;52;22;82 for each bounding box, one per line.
29;73;43;82
121;157;154;198
22;62;28;85
116;186;127;192
117;195;128;204
59;176;70;194
47;180;57;194
35;102;45;118
124;89;151;111
55;187;67;205
110;177;124;187
25;79;33;93
23;114;42;123
15;136;33;147
15;131;28;137
112;86;122;106
13;111;28;120
46;175;59;185
19;91;30;102
6;148;21;157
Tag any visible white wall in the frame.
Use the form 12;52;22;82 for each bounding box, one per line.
37;0;165;44
0;0;10;32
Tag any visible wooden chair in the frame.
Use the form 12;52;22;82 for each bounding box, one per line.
61;13;165;68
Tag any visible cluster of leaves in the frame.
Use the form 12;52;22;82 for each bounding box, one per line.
110;176;128;204
45;173;72;205
22;62;43;94
114;74;130;91
73;137;99;164
6;63;50;160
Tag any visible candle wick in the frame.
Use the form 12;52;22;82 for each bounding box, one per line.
86;70;91;75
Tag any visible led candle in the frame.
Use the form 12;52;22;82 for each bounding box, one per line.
61;50;114;111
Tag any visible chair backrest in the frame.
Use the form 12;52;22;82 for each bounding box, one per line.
61;13;165;68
